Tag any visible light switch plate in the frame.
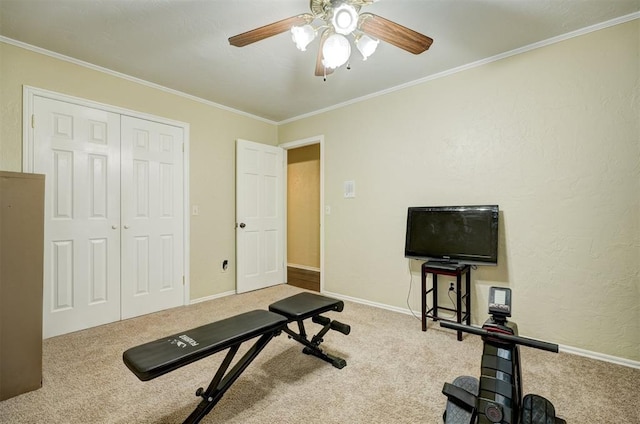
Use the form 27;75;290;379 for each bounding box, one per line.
344;180;355;198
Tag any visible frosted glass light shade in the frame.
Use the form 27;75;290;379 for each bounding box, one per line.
291;25;316;51
322;34;351;69
331;4;358;35
356;34;379;60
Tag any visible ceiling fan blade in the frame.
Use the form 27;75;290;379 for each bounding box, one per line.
315;30;334;78
229;15;310;47
359;13;433;54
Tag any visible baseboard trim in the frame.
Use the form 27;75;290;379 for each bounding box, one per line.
557;344;640;369
322;290;413;315
287;263;321;272
322;290;640;370
190;289;236;305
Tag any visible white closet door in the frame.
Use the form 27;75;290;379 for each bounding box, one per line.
34;96;121;338
120;116;184;319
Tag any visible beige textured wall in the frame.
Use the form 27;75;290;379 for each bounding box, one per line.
0;41;278;300
279;21;640;361
287;144;320;269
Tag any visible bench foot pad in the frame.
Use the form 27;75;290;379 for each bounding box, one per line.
270;293;350;369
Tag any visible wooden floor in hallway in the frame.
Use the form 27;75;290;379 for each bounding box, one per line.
287;266;320;292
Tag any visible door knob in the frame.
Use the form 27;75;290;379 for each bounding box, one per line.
112;225;117;230
124;225;130;229
239;223;246;228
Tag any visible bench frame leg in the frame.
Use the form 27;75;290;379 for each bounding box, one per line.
283;316;348;369
183;330;280;424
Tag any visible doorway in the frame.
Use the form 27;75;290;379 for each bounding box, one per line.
283;137;323;292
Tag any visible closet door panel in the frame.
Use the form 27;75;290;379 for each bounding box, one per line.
34;96;121;338
121;116;184;319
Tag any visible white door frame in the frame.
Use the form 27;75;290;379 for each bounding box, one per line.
22;86;191;304
280;135;324;292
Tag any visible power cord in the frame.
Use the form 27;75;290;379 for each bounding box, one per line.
406;260;421;321
444;285;458;320
406;261;458;321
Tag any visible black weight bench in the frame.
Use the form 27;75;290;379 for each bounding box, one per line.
123;292;350;424
269;292;350;369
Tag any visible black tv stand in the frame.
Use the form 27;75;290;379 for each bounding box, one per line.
423;261;462;270
421;262;471;341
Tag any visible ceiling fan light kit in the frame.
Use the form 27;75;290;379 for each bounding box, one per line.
229;0;433;78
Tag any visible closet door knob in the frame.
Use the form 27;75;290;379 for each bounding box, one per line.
112;225;117;230
124;225;130;229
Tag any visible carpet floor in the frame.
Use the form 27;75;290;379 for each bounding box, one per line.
1;284;638;423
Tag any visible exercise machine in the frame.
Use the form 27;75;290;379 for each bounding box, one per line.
123;292;350;424
440;287;566;424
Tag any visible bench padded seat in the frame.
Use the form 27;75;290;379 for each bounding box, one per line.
123;310;287;381
269;292;343;321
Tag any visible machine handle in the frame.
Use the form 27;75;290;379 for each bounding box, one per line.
440;321;559;353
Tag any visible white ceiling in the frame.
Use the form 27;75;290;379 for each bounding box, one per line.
1;1;638;123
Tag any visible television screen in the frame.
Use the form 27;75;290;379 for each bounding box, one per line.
404;205;499;266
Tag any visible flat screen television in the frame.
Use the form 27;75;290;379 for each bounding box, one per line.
404;205;499;266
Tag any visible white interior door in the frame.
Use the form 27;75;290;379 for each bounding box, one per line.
236;139;284;293
120;116;184;319
34;96;121;338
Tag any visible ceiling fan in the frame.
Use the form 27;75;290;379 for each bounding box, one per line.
228;0;433;78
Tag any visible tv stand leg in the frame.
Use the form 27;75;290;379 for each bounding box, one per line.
433;273;439;323
421;270;427;331
456;274;462;341
465;270;471;327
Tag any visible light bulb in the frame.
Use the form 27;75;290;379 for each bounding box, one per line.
322;34;351;69
331;4;358;35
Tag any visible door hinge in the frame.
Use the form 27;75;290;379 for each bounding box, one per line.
182;143;184;153
182;276;185;285
31;114;35;128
